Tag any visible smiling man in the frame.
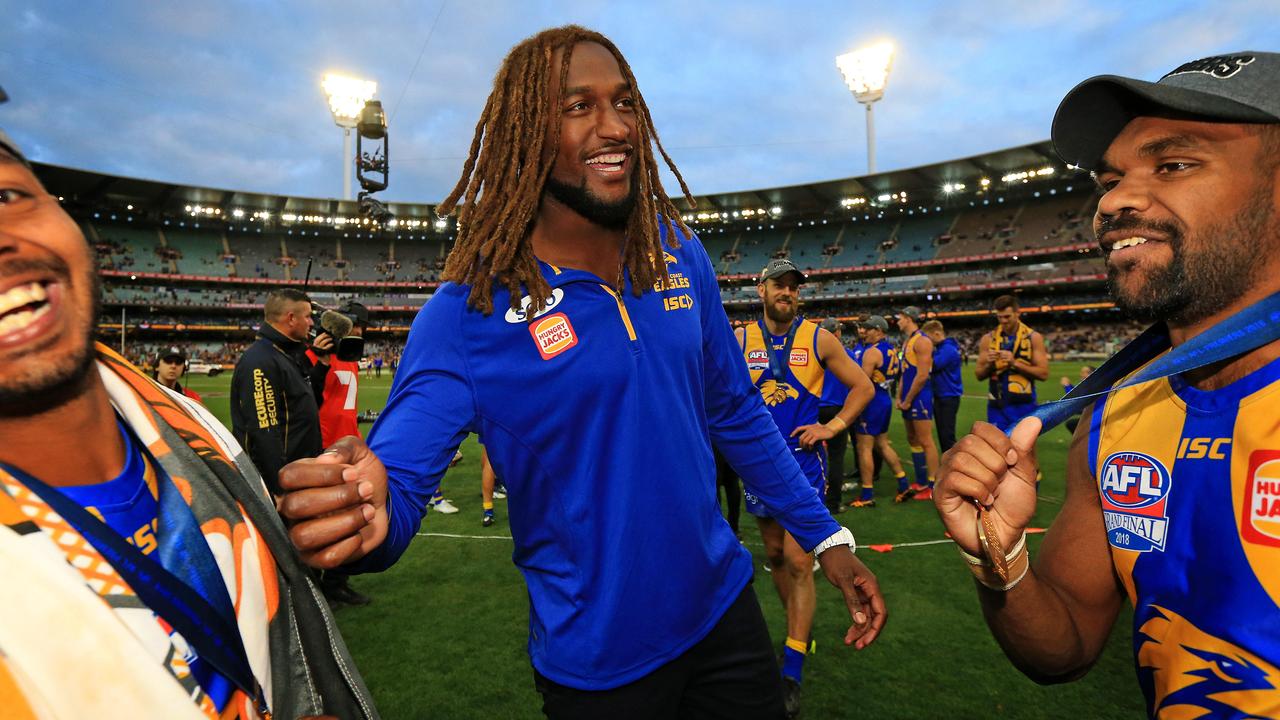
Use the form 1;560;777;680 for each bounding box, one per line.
274;25;885;719
0;130;375;718
933;52;1280;718
738;259;873;717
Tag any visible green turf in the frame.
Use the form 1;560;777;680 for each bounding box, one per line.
184;362;1144;719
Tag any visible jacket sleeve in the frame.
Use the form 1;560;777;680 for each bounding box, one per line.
305;349;329;406
688;235;841;552
934;342;959;375
232;348;289;495
349;287;479;572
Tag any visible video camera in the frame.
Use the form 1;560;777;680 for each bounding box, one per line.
311;301;368;362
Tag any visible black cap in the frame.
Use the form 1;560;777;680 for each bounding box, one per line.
1053;52;1280;170
864;315;889;332
341;301;370;327
899;306;924;322
160;346;186;363
0;128;29;169
820;318;841;333
758;258;806;284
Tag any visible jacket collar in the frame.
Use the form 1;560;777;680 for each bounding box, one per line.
259;322;306;352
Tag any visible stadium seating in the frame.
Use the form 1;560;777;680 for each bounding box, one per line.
165;228;230;275
341;237;393;281
227;236;286;279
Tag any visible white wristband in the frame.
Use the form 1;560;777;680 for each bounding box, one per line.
813;526;856;556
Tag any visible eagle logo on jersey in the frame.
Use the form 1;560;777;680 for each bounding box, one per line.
1100;451;1173;553
1137;605;1279;718
759;380;800;407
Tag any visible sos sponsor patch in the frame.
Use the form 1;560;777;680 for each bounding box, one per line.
505;287;565;324
1243;450;1280;547
1100;451;1173;553
529;312;578;360
746;349;770;372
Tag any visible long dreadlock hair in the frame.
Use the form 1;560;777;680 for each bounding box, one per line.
437;25;696;315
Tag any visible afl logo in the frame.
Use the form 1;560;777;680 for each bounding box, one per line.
1100;452;1171;508
505;288;565;324
1100;451;1173;553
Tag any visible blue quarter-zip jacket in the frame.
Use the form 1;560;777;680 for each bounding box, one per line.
931;337;964;398
357;228;841;690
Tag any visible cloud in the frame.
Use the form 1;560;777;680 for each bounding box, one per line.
3;0;1275;202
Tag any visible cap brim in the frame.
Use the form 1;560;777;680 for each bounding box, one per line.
761;268;806;283
1051;75;1277;170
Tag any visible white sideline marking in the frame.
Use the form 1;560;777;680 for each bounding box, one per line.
416;532;968;550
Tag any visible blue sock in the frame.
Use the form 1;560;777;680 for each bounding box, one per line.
910;448;927;486
895;472;909;492
860;486;874;501
782;638;807;682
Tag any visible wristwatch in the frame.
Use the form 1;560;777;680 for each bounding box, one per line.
813;526;856;556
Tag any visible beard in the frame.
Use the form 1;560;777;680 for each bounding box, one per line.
1104;183;1275;325
764;298;797;326
545;173;638;231
0;262;101;418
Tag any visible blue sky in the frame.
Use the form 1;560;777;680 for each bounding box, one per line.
2;1;1276;203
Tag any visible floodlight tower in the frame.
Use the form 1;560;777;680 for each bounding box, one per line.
836;42;895;175
322;73;377;200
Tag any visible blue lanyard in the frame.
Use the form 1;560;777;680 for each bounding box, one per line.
1031;290;1280;432
1;447;270;716
759;317;803;384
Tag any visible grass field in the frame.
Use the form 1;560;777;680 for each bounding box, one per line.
185;361;1145;719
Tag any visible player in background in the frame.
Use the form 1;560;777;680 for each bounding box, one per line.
738;258;875;714
922;320;963;453
849;316;910;507
975;295;1049;433
895;307;938;501
817;317;859;514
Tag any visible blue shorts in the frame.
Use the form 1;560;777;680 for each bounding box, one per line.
854;391;891;436
987;401;1037;433
899;389;934;421
745;444;826;519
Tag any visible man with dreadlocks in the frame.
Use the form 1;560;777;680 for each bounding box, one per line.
277;25;885;718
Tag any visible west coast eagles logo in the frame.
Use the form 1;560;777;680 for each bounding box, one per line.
1136;605;1279;718
759;379;799;406
1100;451;1173;553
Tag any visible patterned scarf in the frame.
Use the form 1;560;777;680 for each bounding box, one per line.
0;343;378;719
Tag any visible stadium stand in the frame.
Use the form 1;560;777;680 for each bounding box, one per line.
166;228;231;275
28;137;1135;365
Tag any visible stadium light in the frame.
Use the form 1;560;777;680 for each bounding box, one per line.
836;41;895;175
322;73;377;200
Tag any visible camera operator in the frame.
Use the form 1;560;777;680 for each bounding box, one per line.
305;302;373;608
230;288;323;496
153;346;203;404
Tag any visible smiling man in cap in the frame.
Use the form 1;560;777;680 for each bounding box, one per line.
934;52;1280;718
737;257;874;716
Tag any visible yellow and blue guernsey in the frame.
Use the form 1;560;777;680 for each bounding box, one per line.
356;227;842;691
741;318;827;514
855;339;898;436
897;330;934;420
1087;356;1280;718
988;322;1038;431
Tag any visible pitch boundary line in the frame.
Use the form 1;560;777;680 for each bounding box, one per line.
416;532;983;550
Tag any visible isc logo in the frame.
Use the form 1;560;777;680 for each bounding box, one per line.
1175;437;1231;460
1100;452;1171;509
664;294;694;311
